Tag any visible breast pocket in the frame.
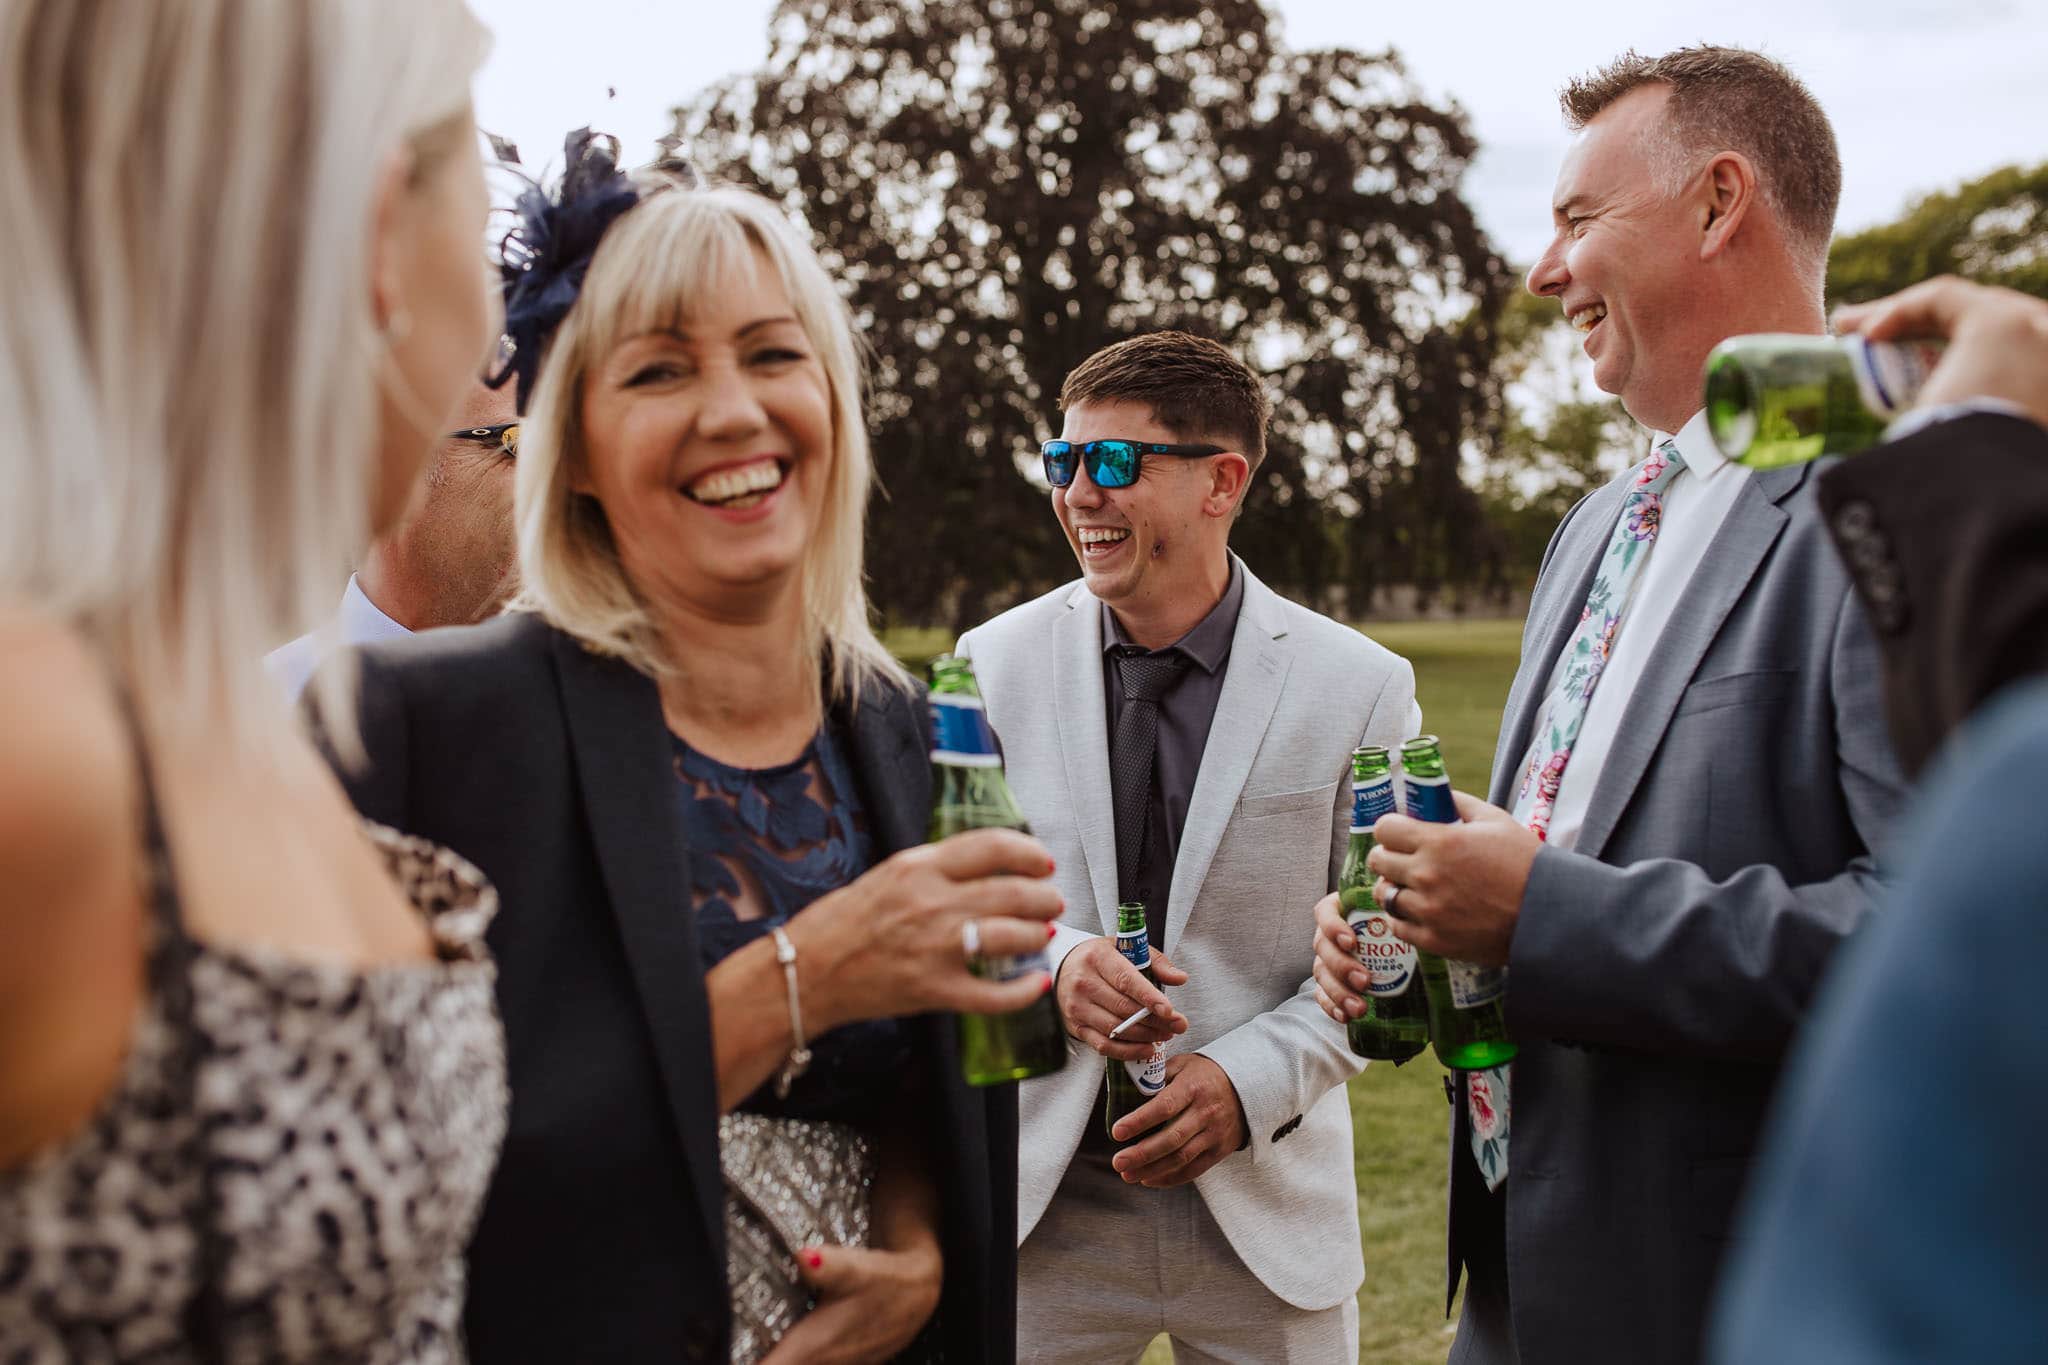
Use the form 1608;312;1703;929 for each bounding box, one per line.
1236;780;1340;820
1671;668;1796;719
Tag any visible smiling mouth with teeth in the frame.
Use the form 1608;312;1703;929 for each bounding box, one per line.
1077;526;1132;551
1570;304;1608;333
685;458;789;510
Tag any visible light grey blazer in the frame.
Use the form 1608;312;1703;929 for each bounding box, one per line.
1455;457;1908;1364
957;559;1415;1311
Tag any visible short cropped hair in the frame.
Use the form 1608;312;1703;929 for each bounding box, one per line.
1561;46;1841;265
1059;332;1272;473
513;182;907;703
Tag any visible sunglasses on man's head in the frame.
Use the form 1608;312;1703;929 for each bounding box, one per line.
449;421;520;459
1039;439;1226;489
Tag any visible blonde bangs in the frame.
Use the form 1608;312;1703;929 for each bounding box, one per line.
573;196;767;369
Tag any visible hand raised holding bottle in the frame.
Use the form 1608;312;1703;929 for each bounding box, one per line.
788;828;1064;1032
1833;276;2048;431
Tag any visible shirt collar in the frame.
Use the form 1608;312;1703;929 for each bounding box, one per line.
1654;408;1731;480
1101;556;1244;675
339;574;412;645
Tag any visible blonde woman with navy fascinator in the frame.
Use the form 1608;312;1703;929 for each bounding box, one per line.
314;133;1057;1364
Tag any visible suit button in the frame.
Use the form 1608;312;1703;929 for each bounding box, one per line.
1832;499;1877;541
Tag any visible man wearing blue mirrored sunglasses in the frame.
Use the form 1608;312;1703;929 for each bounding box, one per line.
958;331;1419;1363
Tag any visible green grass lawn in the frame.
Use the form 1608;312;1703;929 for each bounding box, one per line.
887;615;1526;1365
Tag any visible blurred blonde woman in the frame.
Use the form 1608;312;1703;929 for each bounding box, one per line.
0;1;510;1360
319;139;1054;1364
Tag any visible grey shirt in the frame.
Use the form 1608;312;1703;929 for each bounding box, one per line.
1101;558;1245;952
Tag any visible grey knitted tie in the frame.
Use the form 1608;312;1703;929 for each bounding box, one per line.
1111;651;1188;902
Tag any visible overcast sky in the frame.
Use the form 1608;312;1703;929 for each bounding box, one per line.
471;0;2045;267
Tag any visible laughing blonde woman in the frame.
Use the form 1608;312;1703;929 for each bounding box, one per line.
318;141;1054;1364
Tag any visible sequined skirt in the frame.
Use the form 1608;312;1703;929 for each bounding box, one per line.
720;1111;875;1364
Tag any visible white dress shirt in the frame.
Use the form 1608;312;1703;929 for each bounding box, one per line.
264;574;411;702
1518;409;1751;851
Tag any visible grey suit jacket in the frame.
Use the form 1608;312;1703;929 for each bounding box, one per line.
1453;458;1907;1363
958;559;1415;1311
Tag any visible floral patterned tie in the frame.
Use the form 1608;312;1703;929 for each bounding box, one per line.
1468;440;1687;1193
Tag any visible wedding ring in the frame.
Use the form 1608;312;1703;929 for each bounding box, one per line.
961;918;983;964
1382;884;1403;916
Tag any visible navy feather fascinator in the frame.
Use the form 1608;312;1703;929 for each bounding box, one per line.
489;129;643;411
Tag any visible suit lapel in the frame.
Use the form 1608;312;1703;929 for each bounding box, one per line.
838;678;929;856
1572;462;1808;859
547;631;724;1261
1488;481;1625;803
1054;584;1121;933
1165;566;1291;950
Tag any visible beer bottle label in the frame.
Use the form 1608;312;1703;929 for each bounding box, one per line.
928;693;1003;767
1447;959;1507;1009
1346;908;1417;996
1124;1042;1166;1096
1351;775;1396;834
1848;336;1943;417
978;946;1053;984
1403;771;1457;824
1115;928;1151;971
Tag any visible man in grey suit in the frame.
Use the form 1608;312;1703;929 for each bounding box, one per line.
959;331;1416;1362
1311;47;1905;1363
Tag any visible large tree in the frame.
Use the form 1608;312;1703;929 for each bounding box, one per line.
672;0;1508;628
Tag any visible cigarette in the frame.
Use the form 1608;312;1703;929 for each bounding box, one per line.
1108;1005;1154;1039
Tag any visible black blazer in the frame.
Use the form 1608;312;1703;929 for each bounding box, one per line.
1818;411;2048;776
318;611;1017;1364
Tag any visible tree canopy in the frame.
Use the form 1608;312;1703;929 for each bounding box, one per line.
673;0;1509;627
1829;161;2048;305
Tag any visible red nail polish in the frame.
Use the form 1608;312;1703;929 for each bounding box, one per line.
1040;972;1054;995
1046;856;1058;875
804;1250;823;1269
1046;922;1057;942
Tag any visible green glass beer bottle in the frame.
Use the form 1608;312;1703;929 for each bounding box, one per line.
1400;736;1518;1071
926;654;1067;1086
1704;332;1943;469
1340;746;1429;1063
1104;901;1167;1140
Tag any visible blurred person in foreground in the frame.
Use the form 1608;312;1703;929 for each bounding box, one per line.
316;135;1058;1364
0;1;512;1360
268;377;521;698
1308;46;1906;1364
957;332;1418;1362
1710;278;2048;1363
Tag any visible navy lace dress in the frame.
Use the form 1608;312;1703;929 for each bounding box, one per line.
672;725;909;1123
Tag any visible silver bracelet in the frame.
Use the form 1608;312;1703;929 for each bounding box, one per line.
771;926;811;1099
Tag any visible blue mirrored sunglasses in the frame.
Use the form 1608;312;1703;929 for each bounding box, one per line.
1039;439;1225;489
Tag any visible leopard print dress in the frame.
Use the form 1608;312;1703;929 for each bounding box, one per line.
0;747;508;1364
